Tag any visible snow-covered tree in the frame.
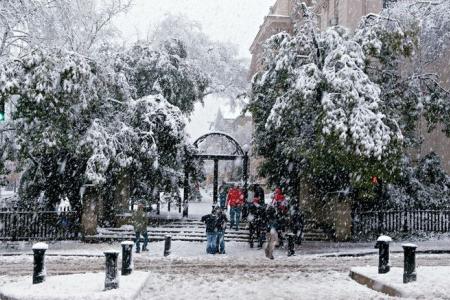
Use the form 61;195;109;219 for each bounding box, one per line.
112;41;208;115
247;3;450;203
149;14;249;101
0;0;132;60
0;41;206;212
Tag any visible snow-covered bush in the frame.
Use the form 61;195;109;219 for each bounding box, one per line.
387;153;450;210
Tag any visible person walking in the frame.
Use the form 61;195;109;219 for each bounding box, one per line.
264;206;279;260
271;187;287;213
201;208;218;254
132;203;149;253
256;203;268;249
247;201;258;248
253;184;265;205
290;204;304;245
218;182;228;209
227;184;244;230
242;184;254;220
215;207;228;254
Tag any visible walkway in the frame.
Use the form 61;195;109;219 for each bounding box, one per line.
2;240;450;299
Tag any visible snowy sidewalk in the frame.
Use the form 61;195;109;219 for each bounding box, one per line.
2;240;450;299
351;266;450;299
3;236;450;256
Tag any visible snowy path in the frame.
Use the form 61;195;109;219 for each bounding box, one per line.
137;269;392;300
2;240;450;299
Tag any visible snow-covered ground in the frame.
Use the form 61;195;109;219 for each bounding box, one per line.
0;271;149;300
352;266;450;299
139;268;391;300
2;239;450;299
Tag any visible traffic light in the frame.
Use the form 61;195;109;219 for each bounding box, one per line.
0;101;4;122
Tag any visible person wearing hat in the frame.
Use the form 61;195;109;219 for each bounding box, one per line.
132;203;149;253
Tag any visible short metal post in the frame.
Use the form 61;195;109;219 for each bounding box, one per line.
32;243;48;284
375;235;392;274
403;243;417;283
164;235;171;257
287;233;295;256
104;250;119;290
121;241;133;276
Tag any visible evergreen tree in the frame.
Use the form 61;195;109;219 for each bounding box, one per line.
247;3;450;204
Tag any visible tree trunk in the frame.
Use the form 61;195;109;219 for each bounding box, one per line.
81;184;98;237
113;172;130;226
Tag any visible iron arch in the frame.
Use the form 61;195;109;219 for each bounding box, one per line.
193;131;245;156
182;132;250;217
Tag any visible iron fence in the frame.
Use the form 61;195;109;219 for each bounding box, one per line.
0;211;80;240
352;210;450;236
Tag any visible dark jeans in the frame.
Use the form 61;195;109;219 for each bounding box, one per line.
249;221;255;248
206;232;218;254
216;231;225;254
230;207;241;230
135;231;148;253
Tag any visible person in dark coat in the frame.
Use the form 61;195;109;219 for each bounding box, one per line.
256;203;268;249
218;182;228;209
264;205;279;259
201;208;218;254
215;207;228;254
289;204;304;245
247;201;258;248
132;203;149;253
253;184;265;205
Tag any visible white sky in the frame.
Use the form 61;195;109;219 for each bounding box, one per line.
115;0;275;140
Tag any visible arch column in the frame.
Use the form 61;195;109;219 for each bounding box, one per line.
213;159;219;205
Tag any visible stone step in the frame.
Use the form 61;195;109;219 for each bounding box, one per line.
85;235;249;243
104;228;250;235
98;231;249;239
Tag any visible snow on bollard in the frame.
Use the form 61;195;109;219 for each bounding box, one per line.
104;250;119;290
164;235;171;257
32;242;48;284
402;243;417;284
375;235;392;274
121;241;134;276
287;233;295;257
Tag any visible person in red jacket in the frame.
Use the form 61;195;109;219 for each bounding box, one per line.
227;184;244;230
271;187;287;214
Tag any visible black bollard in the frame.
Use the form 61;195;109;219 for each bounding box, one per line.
374;235;392;274
32;242;48;284
287;233;295;256
402;243;417;284
164;235;171;257
104;250;119;290
121;241;134;276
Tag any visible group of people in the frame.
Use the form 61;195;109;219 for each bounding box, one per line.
202;183;304;259
130;183;304;259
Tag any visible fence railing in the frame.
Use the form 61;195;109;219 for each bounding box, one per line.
352;210;450;236
0;211;80;241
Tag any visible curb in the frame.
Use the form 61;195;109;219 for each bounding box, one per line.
0;271;152;300
322;249;450;258
349;269;404;297
0;253;104;258
132;272;152;300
